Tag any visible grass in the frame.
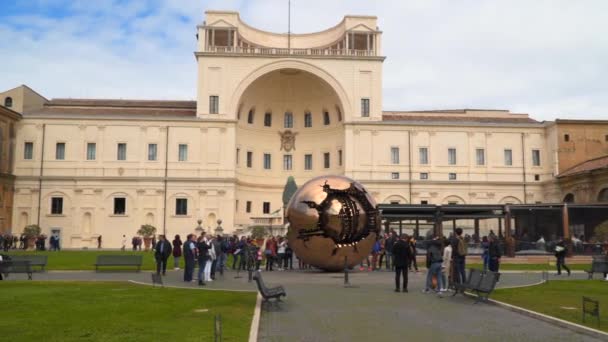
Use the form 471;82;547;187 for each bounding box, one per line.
493;280;608;332
0;281;256;341
3;250;238;271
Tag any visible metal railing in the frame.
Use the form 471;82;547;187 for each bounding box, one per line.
203;46;377;57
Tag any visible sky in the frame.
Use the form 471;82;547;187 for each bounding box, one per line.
0;0;607;121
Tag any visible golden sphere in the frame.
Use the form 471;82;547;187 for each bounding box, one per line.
286;175;379;271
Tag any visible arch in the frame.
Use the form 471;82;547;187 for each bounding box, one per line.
4;97;12;108
563;193;575;203
230;60;351;122
597;188;608;203
499;196;522;205
442;195;466;205
206;213;217;230
82;212;92;234
19;212;29;230
145;213;155;225
383;195;408;204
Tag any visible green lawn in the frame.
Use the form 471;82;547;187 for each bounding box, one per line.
3;250;238;271
0;281;256;341
493;280;608;332
468;263;589;271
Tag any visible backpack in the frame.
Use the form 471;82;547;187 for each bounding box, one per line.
457;238;468;257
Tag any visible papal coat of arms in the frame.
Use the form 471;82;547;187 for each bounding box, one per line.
279;130;298;152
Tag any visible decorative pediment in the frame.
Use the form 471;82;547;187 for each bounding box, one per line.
207;19;236;28
348;23;376;32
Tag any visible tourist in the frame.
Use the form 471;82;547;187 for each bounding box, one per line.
424;237;444;295
371;238;381;271
196;234;209;285
265;236;277;271
183;234;197;283
131;236;138;251
481;236;490;271
218;235;229;275
554;238;571;276
210;235;222;279
121;235;126;251
284;240;293;270
488;235;502;273
392;234;412;292
233;236;245;270
385;231;396;270
277;237;287;271
441;237;452;292
172;235;182;270
154;235;172;276
409;237;419;272
451;228;467;285
151;236;156;252
97;235;102;249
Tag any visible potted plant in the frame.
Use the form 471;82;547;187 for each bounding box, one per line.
23;224;41;250
137;224;157;251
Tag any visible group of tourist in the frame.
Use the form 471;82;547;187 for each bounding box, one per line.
177;232;230;285
0;233;62;251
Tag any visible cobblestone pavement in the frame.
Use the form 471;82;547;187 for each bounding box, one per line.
2;268;602;341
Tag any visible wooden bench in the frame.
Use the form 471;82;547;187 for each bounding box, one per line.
452;268;500;303
586;256;608;280
253;271;286;303
0;260;33;280
8;255;48;272
94;255;143;272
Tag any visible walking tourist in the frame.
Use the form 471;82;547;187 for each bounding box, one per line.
441;238;452;292
488;235;502;273
172;234;182;270
424;237;444;295
183;234;197;282
385;231;396;270
554;239;571;276
131;236;138;251
154;235;172;276
409;237;419;272
392;234;412;292
451;228;467;285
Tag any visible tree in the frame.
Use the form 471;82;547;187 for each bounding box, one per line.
137;224;157;238
593;220;608;242
282;176;298;207
250;226;268;239
23;224;41;238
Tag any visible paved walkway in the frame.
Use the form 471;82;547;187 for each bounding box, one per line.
2;268;602;341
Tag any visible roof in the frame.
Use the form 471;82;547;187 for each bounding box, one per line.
26;98;197;118
0;105;23;120
557;155;608;178
382;111;540;124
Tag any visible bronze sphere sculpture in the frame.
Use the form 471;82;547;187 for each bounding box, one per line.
286;175;380;271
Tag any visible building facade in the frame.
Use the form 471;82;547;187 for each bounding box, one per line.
1;11;607;247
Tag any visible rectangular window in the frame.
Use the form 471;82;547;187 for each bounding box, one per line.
246;201;252;213
304;112;312;128
209;95;219;114
24;142;33;160
264;112;272;127
55;142;65;160
284;112;293;128
283;154;293;170
264;153;272;170
605;134;608;142
263;202;270;214
449;173;457;180
391;172;399;180
324;152;330;169
175;198;188;215
532;149;541;166
534;174;540;181
448;148;456;165
391;147;400;164
246;151;253;168
236;148;240;165
247;110;254;124
564;134;570;142
178;144;188;162
117;143;127;161
419;147;429;164
420;172;428;180
504;149;513;166
421;200;429;205
338;150;343;166
476;148;485;166
86;143;96;160
323;111;330;125
113;197;126;215
361;98;370;117
304;154;313;170
51;197;63;215
148;144;157;161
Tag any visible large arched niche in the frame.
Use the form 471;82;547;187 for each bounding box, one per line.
597;188;608;203
230;60;351;121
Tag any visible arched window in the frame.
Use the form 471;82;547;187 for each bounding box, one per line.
4;97;13;108
563;193;575;203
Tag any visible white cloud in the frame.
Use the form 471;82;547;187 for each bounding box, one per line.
0;0;607;120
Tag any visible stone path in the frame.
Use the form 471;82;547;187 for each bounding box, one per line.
2;268;602;341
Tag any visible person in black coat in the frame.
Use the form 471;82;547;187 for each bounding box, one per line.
154;235;172;276
392;234;413;292
488;235;502;272
555;239;571;276
183;234;197;282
